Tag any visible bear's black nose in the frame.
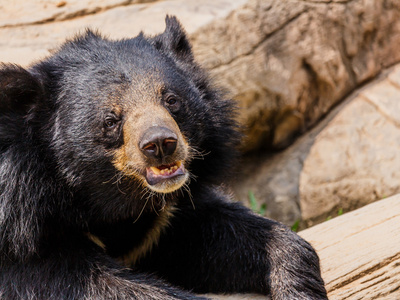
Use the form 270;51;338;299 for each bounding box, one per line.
139;126;178;159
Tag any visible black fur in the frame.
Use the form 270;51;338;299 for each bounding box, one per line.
0;16;327;299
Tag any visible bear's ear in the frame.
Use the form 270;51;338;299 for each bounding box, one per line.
0;64;42;145
152;15;194;63
0;64;42;113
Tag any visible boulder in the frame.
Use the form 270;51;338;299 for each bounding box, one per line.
300;64;400;225
231;63;400;227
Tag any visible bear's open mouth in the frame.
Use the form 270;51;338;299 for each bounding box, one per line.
145;161;186;187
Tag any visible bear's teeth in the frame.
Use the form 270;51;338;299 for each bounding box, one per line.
150;161;182;176
150;167;161;175
160;167;174;175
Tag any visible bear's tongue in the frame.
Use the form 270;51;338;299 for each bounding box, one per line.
145;161;185;186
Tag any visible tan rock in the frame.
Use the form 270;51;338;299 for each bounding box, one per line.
0;0;156;28
300;66;400;224
0;0;247;66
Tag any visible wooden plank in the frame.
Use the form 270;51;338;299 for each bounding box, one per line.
207;195;400;299
300;195;400;299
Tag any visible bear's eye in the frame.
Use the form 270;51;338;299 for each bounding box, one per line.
104;117;118;129
166;97;177;105
164;95;181;113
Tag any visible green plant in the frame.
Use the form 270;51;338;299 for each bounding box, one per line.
326;208;344;221
291;220;300;232
248;191;300;232
248;191;267;216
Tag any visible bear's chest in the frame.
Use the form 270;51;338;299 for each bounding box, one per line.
88;206;175;266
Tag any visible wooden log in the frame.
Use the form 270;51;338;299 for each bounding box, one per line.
300;195;400;299
206;194;400;299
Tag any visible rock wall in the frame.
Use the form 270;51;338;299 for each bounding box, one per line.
1;0;400;225
2;0;400;153
192;0;400;151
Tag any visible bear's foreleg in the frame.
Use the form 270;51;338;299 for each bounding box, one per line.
137;188;328;300
0;235;207;300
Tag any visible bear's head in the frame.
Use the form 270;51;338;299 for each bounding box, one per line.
0;16;239;221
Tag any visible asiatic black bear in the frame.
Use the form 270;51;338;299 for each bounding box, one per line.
0;16;327;300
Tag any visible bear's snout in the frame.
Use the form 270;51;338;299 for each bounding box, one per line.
137;124;189;193
139;126;178;160
111;106;190;194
